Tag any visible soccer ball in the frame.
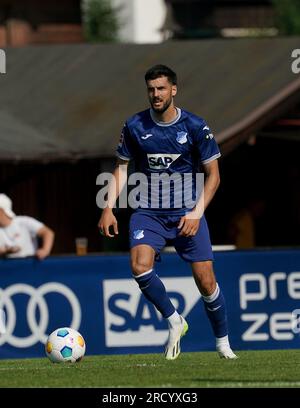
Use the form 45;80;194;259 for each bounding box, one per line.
45;327;86;363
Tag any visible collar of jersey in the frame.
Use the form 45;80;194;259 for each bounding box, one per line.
149;107;181;127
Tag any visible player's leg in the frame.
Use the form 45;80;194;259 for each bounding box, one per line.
191;261;237;359
131;244;175;318
130;244;188;360
174;215;236;359
129;212;188;360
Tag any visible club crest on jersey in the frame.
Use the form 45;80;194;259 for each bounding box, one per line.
147;154;181;170
176;131;188;144
133;230;144;240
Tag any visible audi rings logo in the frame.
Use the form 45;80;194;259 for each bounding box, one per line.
0;283;81;348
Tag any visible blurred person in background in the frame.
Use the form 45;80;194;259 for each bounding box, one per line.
0;194;55;260
227;196;266;249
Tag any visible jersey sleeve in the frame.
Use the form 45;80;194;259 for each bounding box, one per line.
19;216;44;236
116;122;135;161
195;120;221;164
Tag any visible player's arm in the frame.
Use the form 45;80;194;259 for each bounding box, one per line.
199;159;220;215
178;159;220;237
98;158;129;238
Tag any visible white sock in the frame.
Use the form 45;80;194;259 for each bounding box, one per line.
216;335;230;350
201;283;220;303
167;311;181;328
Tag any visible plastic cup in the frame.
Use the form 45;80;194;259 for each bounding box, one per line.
75;237;88;256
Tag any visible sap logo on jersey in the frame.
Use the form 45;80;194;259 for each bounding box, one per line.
147;154;181;170
103;277;200;347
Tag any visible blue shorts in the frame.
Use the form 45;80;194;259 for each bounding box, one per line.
129;212;213;263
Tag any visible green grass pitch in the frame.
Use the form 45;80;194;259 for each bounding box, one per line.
0;350;300;388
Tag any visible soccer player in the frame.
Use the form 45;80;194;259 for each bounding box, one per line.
98;65;237;360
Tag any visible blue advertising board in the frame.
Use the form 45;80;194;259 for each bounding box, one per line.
0;249;299;359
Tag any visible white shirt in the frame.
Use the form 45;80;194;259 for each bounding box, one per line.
0;216;44;258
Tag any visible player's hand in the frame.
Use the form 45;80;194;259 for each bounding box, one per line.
98;208;119;238
178;212;200;237
36;248;50;260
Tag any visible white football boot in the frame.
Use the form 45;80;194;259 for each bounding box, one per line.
165;315;189;360
217;347;238;359
216;335;238;359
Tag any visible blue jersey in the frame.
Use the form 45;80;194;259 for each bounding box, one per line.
116;108;221;215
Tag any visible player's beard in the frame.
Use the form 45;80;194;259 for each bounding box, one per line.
150;95;173;114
